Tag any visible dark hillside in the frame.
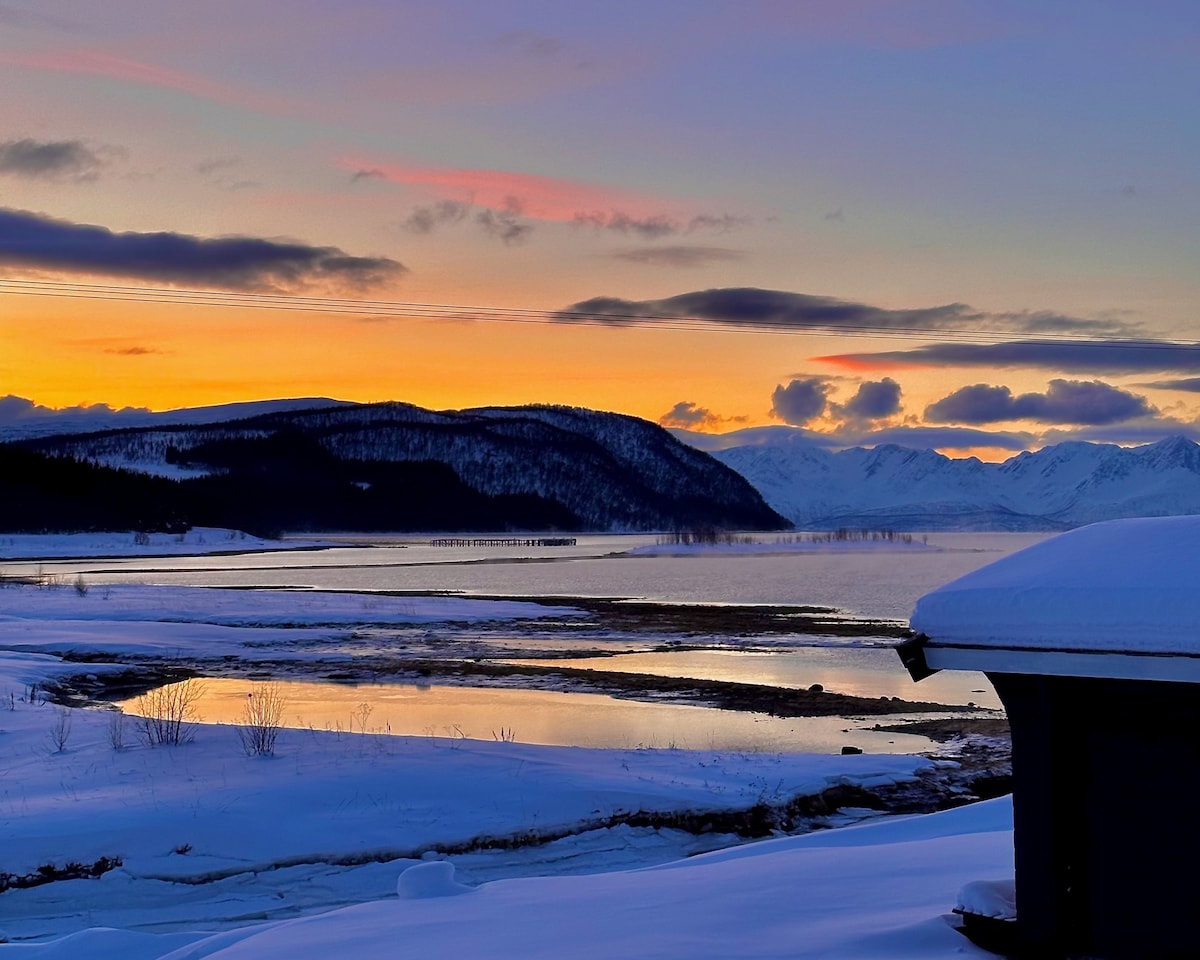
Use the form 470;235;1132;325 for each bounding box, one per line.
11;402;787;534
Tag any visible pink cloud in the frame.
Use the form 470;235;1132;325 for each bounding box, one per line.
811;353;925;371
2;49;296;114
339;158;678;223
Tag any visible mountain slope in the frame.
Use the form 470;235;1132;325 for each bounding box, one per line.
711;434;1200;530
13;402;787;534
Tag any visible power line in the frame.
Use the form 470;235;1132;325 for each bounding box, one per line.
1;277;1195;349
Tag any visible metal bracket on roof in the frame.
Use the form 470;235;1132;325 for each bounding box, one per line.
896;633;938;681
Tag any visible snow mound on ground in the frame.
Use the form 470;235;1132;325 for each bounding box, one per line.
92;799;1014;960
956;879;1016;919
911;516;1200;651
396;861;473;899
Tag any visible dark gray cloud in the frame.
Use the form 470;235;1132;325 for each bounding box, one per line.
0;394;149;424
401;200;471;235
104;345;160;356
571;212;751;240
834;378;902;423
685;213;752;233
818;339;1200;373
771;378;830;426
400;198;532;244
558;288;1132;336
0;138;105;180
660;402;714;428
0;207;406;293
658;401;747;430
476;203;533;245
349;167;387;182
1136;377;1200;393
611;246;744;269
571;211;678;239
196;156;241;176
195;157;260;192
925;379;1155;426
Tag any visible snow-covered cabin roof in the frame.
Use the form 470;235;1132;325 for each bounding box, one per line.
907;516;1200;681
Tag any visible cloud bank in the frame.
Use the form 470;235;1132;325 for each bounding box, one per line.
658;401;746;430
771;377;830;425
0;138;107;180
817;339;1200;374
0;207;406;292
833;377;902;424
347;159;748;241
611;246;744;268
925;379;1155;425
558;288;1131;336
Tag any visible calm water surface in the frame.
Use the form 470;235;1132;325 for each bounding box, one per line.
27;533;1037;750
511;647;1002;710
122;678;942;754
26;531;1047;619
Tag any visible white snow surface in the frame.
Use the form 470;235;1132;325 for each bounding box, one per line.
0;572;1010;959
0;582;576;666
1;582;566;630
956;879;1017;920
0;529;331;560
911;516;1200;651
0;641;1004;959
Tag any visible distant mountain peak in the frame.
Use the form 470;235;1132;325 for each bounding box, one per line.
712;434;1200;531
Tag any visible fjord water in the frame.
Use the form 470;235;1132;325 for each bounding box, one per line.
38;531;1048;618
32;532;1041;751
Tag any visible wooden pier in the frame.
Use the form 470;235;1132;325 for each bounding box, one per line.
428;537;577;547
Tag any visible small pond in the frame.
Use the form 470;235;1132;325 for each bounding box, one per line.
119;678;944;754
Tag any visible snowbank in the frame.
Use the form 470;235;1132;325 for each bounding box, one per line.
0;641;944;951
911;516;1200;652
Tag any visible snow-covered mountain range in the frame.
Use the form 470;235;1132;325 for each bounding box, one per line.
701;433;1200;530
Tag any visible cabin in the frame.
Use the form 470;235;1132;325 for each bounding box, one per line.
899;516;1200;959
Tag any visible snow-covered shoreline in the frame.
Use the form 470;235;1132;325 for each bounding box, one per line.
0;565;1010;959
0;528;333;561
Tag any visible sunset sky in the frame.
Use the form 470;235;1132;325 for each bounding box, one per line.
2;0;1199;457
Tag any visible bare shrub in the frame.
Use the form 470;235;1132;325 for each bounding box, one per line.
492;726;517;743
47;706;72;753
236;682;287;756
135;679;205;746
351;701;374;734
106;711;127;751
73;574;89;597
